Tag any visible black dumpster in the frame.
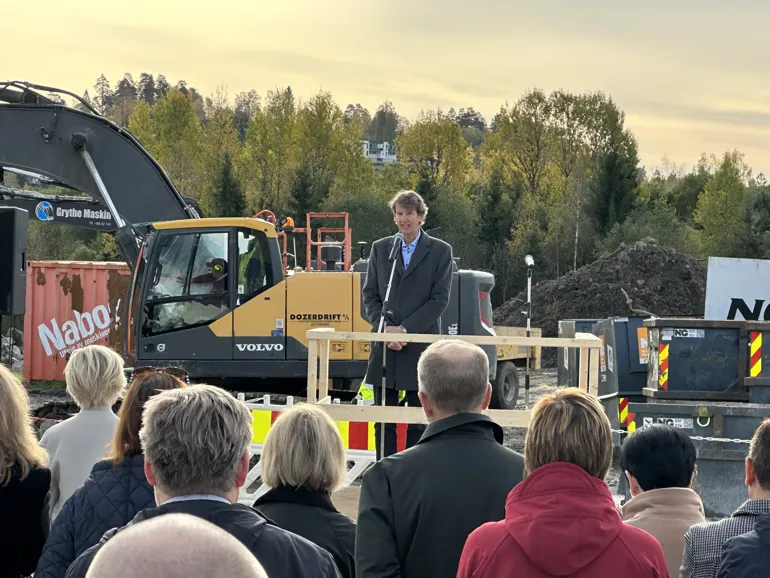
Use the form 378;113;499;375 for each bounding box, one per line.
644;318;750;402
624;400;770;518
592;317;648;400
557;319;599;387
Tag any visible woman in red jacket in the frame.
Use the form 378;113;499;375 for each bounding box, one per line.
457;388;669;578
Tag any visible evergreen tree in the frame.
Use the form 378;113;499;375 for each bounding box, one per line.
209;152;245;218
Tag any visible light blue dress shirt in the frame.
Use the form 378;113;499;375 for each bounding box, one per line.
401;230;421;268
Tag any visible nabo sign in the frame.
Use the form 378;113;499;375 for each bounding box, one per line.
236;343;284;352
705;257;770;320
38;305;112;357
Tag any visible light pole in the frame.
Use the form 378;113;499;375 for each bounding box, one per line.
524;254;534;409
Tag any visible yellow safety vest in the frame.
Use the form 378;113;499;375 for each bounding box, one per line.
357;375;406;403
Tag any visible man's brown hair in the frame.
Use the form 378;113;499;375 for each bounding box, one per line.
749;418;770;489
389;190;428;217
524;388;613;479
108;373;185;465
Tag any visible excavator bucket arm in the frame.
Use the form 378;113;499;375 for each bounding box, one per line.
0;81;200;266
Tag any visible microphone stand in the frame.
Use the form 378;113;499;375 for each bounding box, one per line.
376;233;402;461
525;263;532;409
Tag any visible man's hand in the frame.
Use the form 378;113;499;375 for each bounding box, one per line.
385;325;407;350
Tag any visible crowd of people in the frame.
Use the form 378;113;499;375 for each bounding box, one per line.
1;340;770;578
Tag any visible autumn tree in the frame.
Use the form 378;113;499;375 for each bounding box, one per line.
488;89;552;197
238;86;296;213
395;108;472;198
128;88;203;200
694;151;749;257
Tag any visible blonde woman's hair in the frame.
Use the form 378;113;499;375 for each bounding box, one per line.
524;387;613;479
261;404;346;493
0;364;48;485
65;345;126;409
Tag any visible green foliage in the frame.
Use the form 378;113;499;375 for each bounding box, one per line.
209;152;246;217
694;151;748;258
599;199;694;254
592;144;640;236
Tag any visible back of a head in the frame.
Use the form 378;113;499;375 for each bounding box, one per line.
0;364;48;484
750;418;770;490
85;513;268;578
65;344;126;409
620;424;696;491
109;372;186;465
261;403;346;493
417;339;489;415
525;387;612;479
139;384;252;496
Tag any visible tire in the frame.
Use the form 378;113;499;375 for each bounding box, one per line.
490;361;519;410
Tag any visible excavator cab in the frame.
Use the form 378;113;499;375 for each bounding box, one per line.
125;217;285;369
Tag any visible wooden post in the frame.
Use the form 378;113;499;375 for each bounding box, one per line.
579;347;589;391
589;347;600;398
307;338;318;403
307;328;335;404
318;339;330;401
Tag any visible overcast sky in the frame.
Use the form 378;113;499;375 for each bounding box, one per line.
7;0;770;174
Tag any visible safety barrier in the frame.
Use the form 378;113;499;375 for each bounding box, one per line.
238;395;394;505
302;327;602;426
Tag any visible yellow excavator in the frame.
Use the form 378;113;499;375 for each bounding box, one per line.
0;81;533;408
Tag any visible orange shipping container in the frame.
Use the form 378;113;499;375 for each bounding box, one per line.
23;261;131;382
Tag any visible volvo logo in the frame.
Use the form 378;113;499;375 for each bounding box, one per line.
236;343;284;352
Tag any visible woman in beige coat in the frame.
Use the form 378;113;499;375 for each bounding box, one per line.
620;423;706;576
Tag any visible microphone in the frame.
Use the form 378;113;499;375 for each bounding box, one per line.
389;232;404;261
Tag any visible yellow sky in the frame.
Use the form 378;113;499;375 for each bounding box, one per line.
7;0;770;175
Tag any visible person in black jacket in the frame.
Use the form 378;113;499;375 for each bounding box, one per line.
0;364;51;578
362;190;453;458
65;384;341;578
718;514;770;576
253;404;356;578
355;339;525;578
35;371;185;578
84;513;269;577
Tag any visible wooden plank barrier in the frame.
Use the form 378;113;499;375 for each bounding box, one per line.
303;328;602;428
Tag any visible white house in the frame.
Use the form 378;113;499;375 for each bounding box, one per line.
362;140;397;166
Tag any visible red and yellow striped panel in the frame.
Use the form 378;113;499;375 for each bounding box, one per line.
250;409;376;451
659;344;669;390
619;397;628;423
750;332;763;378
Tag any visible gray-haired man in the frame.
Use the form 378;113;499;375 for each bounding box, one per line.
355;339;525;578
66;385;342;578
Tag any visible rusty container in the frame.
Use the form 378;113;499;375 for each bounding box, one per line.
23;261;131;382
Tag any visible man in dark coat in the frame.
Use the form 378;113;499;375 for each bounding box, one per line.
362;190;453;458
65;385;341;578
355;339;525;578
718;514;770;577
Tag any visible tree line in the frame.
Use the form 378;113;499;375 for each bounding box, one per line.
18;72;770;307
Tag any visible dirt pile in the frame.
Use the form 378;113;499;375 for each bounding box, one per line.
493;238;708;354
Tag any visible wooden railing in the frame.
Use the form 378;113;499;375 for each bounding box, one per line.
304;328;602;428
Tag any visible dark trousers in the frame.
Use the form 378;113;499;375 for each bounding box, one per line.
373;387;426;460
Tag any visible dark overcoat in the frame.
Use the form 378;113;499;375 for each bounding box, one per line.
361;230;453;392
354;413;525;578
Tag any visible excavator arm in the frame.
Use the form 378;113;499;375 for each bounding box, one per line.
0;81;200;267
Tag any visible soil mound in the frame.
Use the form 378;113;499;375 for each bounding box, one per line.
493;239;708;359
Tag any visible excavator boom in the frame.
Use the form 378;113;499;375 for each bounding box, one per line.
0;81;200;266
